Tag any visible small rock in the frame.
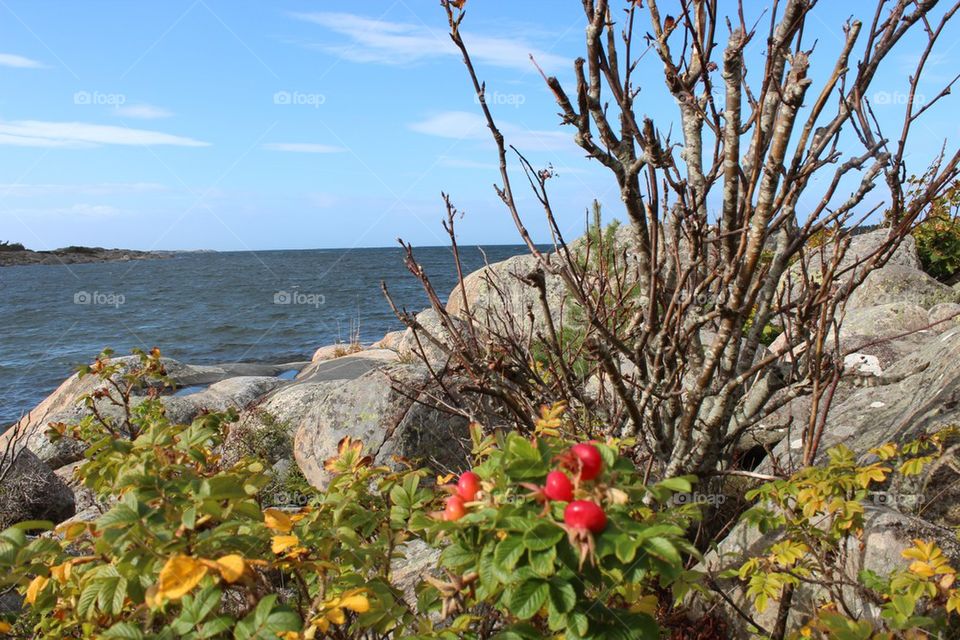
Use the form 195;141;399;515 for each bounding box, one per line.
0;448;75;529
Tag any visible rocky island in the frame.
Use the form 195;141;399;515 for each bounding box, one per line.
0;241;175;267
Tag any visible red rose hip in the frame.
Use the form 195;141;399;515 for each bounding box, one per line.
563;500;607;533
544;470;574;502
444;495;467;521
570;443;603;480
457;471;481;501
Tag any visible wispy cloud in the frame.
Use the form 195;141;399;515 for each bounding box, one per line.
263;142;346;153
409;111;571;152
290;12;567;72
0;53;47;69
0;182;167;197
0;120;209;148
113;104;173;119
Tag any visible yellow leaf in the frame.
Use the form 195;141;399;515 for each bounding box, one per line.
910;561;937;578
534;401;567;436
272;535;300;554
56;521;88;542
24;576;48;605
338;593;370;614
215;555;246;583
947;591;960;613
50;561;72;584
157;555;208;601
941;572;956;590
323;436;371;473
770;540;809;568
630;594;659;616
264;509;293;533
855;465;889;488
869;443;898;460
0;622;11;634
902;539;936;562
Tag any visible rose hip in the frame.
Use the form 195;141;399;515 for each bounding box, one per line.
563;500;607;533
457;471;481;502
544;470;574;502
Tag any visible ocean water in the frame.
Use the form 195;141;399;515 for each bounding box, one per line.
0;245;529;427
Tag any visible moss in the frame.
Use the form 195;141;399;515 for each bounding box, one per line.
234;409;315;507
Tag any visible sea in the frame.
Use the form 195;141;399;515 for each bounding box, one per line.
0;245;529;428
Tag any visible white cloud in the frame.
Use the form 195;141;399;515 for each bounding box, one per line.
0;182;167;197
409;111;571;152
0;53;47;69
113;104;173;119
263;142;346;153
0;120;209;148
290;12;567;72
410;111;487;138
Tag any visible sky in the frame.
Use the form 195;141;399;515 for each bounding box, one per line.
0;0;958;251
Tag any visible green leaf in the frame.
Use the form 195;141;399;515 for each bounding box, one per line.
548;580;576;614
494;536;526;571
654;476;694;494
523;523;564;551
509;579;549;620
529;546;557;576
101;623;145;639
233;595;300;640
440;543;474;570
643;536;681;565
9;520;53;532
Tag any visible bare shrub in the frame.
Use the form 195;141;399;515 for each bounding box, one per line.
384;0;960;479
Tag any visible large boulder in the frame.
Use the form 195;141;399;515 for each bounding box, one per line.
0;448;75;529
292;360;470;489
397;309;461;365
161;376;285;425
847;264;957;310
764;327;960;472
839;302;931;340
2;358;304;470
845;229;922;270
371;330;404;351
445;254;569;339
780;229;922;304
928;302;960;331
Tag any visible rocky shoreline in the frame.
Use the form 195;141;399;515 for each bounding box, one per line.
4;229;960;634
0;245;177;267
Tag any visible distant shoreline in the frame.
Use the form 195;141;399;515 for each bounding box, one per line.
0;245;183;267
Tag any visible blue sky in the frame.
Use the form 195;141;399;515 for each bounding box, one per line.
0;1;957;251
